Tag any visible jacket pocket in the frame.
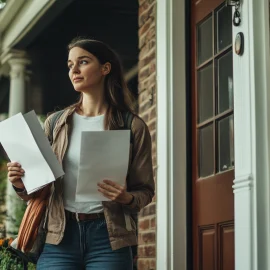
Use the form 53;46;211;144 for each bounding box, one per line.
124;211;137;232
103;201;136;236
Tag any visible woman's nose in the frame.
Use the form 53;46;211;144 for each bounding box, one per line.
72;64;80;73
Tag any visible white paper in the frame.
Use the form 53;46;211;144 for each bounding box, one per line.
75;130;130;202
0;111;64;194
23;111;64;180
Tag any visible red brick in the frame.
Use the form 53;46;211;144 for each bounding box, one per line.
138;73;156;93
139;218;150;230
138;245;156;257
141;203;156;216
139;42;151;59
139;3;156;27
140;101;152;114
138;90;148;103
139;0;147;6
138;258;149;270
139;1;150;15
148;120;156;132
139;18;152;36
137;258;156;270
139;49;155;69
152;155;156;168
150;259;156;269
139;65;151;81
151;132;156;145
150;217;155;229
140;232;156;244
138;0;157;266
149;62;156;73
139;111;149;123
149;106;156;119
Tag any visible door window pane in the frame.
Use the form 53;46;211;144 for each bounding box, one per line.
218;116;234;172
217;51;233;114
198;64;213;123
197;16;213;65
199;124;214;177
216;6;232;52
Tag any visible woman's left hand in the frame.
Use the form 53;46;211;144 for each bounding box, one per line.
97;180;133;205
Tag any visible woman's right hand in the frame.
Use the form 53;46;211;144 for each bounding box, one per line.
7;162;25;190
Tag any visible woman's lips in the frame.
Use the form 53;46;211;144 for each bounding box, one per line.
73;78;83;83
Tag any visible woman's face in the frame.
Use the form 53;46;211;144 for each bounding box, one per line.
68;47;107;92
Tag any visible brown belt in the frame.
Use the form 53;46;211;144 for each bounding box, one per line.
65;210;104;222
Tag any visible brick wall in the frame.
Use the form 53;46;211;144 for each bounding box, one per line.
137;0;156;269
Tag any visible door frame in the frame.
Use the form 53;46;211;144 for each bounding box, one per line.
232;0;270;269
156;0;187;269
156;0;270;269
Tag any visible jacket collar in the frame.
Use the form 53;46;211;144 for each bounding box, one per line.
55;106;125;129
55;106;76;128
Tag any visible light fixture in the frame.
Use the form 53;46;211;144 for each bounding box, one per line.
225;0;240;6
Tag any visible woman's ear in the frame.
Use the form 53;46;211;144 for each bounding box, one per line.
102;62;111;75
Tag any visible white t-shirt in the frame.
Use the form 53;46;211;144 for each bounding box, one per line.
63;112;104;213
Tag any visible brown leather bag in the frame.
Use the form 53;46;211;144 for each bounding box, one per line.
17;184;51;253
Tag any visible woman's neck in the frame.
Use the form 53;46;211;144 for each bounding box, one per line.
78;92;108;117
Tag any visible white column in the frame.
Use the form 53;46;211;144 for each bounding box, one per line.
233;0;270;269
4;53;30;236
8;58;30;116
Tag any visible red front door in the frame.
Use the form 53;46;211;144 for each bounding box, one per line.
191;1;235;269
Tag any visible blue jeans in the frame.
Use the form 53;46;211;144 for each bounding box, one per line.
37;217;133;270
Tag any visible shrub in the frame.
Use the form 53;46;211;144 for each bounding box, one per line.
0;238;36;269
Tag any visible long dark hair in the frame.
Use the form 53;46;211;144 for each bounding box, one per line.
67;37;136;130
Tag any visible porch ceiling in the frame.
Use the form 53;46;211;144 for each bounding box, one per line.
16;0;139;71
13;0;139;114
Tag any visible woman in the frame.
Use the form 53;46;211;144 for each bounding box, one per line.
6;38;154;269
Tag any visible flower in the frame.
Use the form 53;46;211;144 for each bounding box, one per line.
8;238;13;246
0;238;14;248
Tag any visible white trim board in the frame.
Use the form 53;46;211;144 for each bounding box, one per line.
156;0;187;269
233;0;270;269
156;0;270;269
1;0;56;50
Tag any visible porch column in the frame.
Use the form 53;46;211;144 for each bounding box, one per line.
3;51;30;236
8;56;30;116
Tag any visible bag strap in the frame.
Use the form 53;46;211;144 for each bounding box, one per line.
122;111;134;144
48;110;65;144
48;109;134;144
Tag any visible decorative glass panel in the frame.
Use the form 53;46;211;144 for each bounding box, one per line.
198;64;213;123
197;16;213;65
199;124;214;177
218;116;234;172
218;51;233;114
216;6;232;52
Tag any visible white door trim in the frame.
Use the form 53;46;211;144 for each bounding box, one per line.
157;0;270;269
156;0;187;269
233;0;270;269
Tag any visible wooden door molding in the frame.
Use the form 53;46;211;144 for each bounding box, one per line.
193;0;224;23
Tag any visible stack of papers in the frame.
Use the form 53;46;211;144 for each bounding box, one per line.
0;111;64;194
76;130;130;202
0;110;131;201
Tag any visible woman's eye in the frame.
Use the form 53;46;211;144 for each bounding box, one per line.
68;65;73;69
80;60;88;65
